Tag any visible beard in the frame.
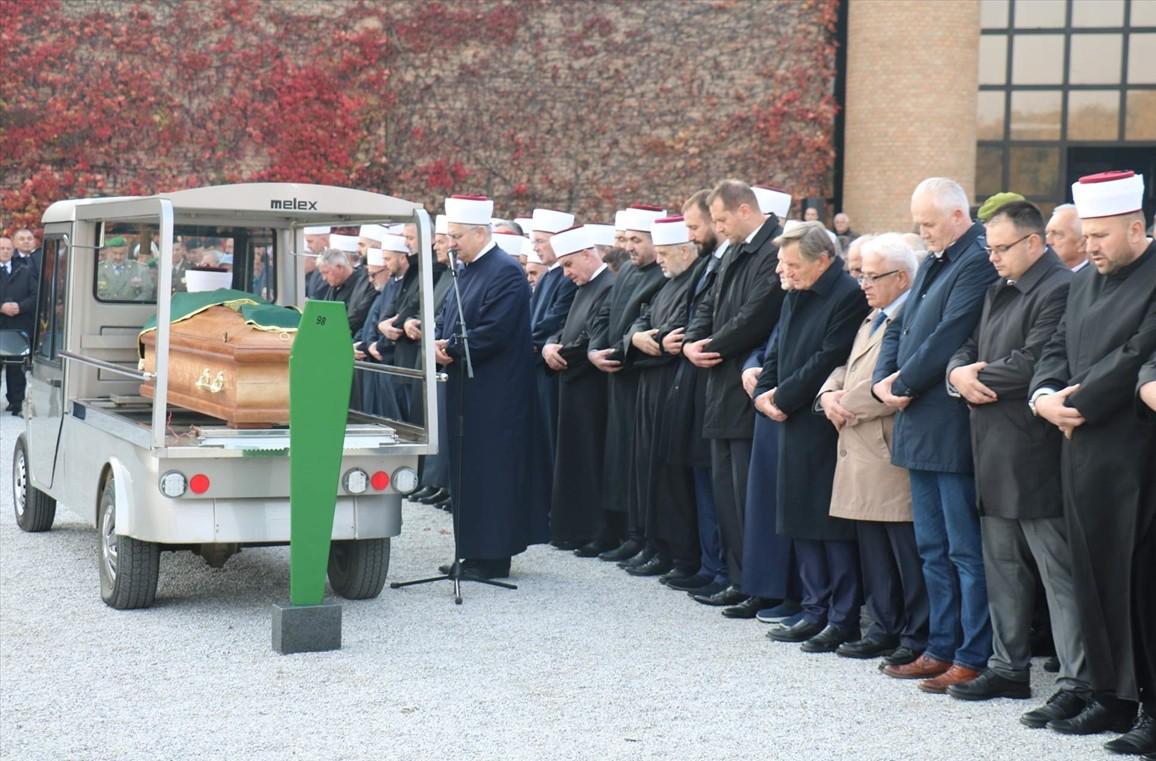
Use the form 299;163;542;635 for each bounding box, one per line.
694;232;718;258
601;246;630;272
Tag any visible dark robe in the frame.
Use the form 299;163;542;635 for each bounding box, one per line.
530;266;578;501
625;258;704;564
356;277;403;420
756;262;870;541
1135;351;1156;708
667;251;722;468
1030;241;1156;702
323;266;376;337
588;260;666;531
372;259;420;420
548;266;615;544
436;243;545;560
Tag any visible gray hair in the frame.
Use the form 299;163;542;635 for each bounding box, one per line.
774;220;835;262
901;232;929;262
1050;203;1082;233
846;233;874;259
320;248;352;269
862;233;918;278
912;177;970;215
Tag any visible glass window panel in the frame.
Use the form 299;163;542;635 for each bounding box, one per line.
979;35;1008;84
1010;90;1062;138
976;146;1005;198
1068;91;1120;140
1008;146;1061;197
1014;0;1065;27
1012;35;1065;84
1125;90;1156;140
977;91;1007;139
1132;0;1156;26
981;0;1009;29
1069;34;1122;85
1129;35;1156;85
1071;0;1125;27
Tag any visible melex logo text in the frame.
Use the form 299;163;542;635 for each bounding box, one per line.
270;198;319;210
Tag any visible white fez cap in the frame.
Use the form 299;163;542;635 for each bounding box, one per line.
493;232;527;256
381;234;409;254
514;217;534;234
523;237;543;265
330;234;360;253
366;248;386;267
1072;170;1145;219
614;210;631;231
651;216;691;246
445;194;494;226
303;225;330;235
551;226;592;257
622;205;667;233
585;223;615;247
359;224;387;241
752;186;792;218
531;208;575;234
434;214;449;235
386;223;406;236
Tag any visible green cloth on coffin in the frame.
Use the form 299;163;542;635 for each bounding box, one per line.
138;288;301;358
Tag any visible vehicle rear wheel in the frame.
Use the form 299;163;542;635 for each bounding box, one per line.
327;538;390;600
98;474;159;610
12;436;56;532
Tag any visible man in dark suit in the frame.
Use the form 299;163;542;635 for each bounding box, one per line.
872;177;998;693
683;179;785;607
944;201;1087;711
541;226;615;550
756;221;869;651
1;237;37;415
1030;170;1156;746
12;228;41;276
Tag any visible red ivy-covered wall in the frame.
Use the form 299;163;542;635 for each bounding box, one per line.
0;0;840;231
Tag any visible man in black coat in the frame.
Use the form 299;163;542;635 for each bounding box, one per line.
944;202;1087;711
1134;352;1156;755
621;216;704;579
1;238;37;414
321;248;376;338
1030;170;1156;744
755;222;869;651
587;206;667;562
683;179;784;606
541;227;615;550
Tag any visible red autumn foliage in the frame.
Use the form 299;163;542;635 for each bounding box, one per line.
1;0;839;232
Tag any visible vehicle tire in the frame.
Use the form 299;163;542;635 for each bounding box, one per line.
327;538;390;600
12;436;56;533
97;474;160;610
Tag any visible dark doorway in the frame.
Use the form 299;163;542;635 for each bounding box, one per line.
1067;146;1156;227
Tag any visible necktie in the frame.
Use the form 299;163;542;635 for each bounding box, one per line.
870;311;887;335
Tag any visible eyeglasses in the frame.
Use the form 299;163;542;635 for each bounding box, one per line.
857;269;900;285
984;233;1033;257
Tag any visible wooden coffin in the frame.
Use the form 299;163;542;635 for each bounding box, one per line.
140;306;294;427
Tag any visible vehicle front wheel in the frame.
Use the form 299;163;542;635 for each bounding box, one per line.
327;538;390;600
98;474;159;610
12;436;56;533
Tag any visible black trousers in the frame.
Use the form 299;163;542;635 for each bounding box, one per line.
710;437;753;583
3;362;25;406
857;520;929;651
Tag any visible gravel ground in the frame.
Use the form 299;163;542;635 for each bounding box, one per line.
0;408;1114;761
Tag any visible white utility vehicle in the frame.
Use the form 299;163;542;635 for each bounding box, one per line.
9;183;437;609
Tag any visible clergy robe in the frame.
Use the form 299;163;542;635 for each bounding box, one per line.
373;259;420;420
548;266;615;545
531;266;578;499
436;242;545;560
1030;241;1156;702
356;276;403;420
624;258;705;565
1135;351;1156;708
588;260;666;536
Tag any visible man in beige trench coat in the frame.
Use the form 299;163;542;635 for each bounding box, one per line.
817;233;928;666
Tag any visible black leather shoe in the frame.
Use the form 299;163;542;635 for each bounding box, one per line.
574;541;614;558
1048;697;1137;735
417;487;450;504
619;548;655;570
801;624;858;653
1021;690;1089;729
627;555;672;577
881;646;922;667
947;670;1031;701
722;596;769;619
598;539;642;562
666;573;714;591
686;580;726;599
9;406;21;416
408;486;439;501
767;617;825;643
3;402;13;411
692;585;747;607
1043;656;1060;673
658;567;698;586
551;540;582;551
433;498;452;512
837;634;899;659
1104;710;1156;755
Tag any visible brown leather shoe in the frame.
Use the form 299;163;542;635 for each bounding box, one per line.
882;653;951;680
918;664;981;694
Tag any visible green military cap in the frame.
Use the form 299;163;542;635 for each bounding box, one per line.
104;235;128;247
977;192;1026;223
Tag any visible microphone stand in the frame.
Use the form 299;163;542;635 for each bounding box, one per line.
390;245;516;604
